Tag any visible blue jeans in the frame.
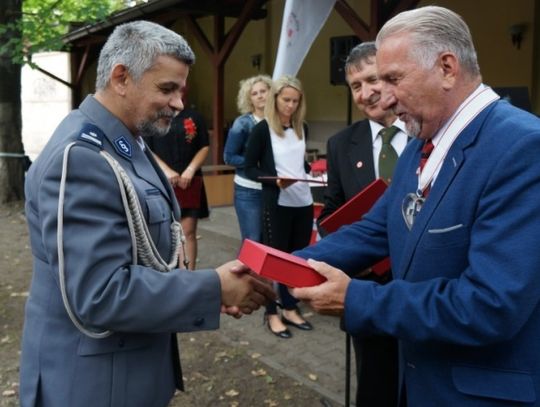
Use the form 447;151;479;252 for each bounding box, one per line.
234;183;262;242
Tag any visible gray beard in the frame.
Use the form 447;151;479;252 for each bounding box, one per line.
405;118;422;138
136;120;171;138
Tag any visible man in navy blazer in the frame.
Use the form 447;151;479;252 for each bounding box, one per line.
318;42;408;225
20;21;273;407
318;42;408;407
293;6;540;406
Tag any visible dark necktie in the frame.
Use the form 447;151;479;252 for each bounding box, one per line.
419;139;435;196
378;126;400;184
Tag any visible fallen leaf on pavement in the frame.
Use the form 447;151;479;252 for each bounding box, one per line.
192;372;209;381
2;389;16;397
251;368;267;377
10;291;28;297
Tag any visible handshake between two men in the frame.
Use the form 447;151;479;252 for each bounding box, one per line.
217;255;352;319
216;260;276;318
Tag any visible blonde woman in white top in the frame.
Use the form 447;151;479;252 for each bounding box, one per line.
245;75;314;339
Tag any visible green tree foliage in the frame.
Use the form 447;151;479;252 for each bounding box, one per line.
0;0;128;65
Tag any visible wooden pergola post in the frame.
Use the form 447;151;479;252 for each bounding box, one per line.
186;0;267;165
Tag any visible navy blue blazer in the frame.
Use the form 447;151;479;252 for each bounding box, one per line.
296;99;540;406
318;119;376;226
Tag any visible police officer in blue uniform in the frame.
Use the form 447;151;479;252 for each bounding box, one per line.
20;21;274;407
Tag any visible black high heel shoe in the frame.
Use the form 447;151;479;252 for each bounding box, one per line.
264;313;292;339
281;312;313;331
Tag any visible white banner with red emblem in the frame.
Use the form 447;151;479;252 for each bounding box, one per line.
272;0;336;80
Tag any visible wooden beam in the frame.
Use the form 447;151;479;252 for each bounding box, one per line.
185;15;214;59
180;1;267;20
75;44;90;86
387;0;421;19
369;0;382;37
211;1;267;164
67;35;108;47
213;13;224;61
70;52;82;107
217;0;266;65
334;0;371;41
368;0;382;36
30;64;74;90
212;63;225;165
211;14;225;165
335;0;421;41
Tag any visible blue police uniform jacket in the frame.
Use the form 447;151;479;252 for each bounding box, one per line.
20;96;222;407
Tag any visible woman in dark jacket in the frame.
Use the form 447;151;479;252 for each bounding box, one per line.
245;75;314;339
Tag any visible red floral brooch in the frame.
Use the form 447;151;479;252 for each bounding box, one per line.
183;117;197;143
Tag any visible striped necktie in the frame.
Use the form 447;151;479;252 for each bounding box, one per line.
419;139;434;196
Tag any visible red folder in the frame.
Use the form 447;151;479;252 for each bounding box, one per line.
257;176;327;185
319;178;387;233
371;257;391;277
310;158;327;173
238;239;326;288
173;176;202;209
319;178;389;277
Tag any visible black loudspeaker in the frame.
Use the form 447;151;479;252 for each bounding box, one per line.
492;87;532;112
330;36;360;85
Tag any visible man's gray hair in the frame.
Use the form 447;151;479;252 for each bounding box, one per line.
95;20;195;91
376;6;480;77
344;41;376;73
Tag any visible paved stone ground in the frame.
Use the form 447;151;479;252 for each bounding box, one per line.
196;206;357;406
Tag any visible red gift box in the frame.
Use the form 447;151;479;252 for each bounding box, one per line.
238;239;326;287
319;178;387;234
319;178;390;276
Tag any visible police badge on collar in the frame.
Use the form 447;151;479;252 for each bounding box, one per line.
114;136;132;160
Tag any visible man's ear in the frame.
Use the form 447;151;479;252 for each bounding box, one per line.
110;64;130;95
439;52;458;90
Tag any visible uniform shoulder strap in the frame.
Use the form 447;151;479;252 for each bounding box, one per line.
75;123;105;152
